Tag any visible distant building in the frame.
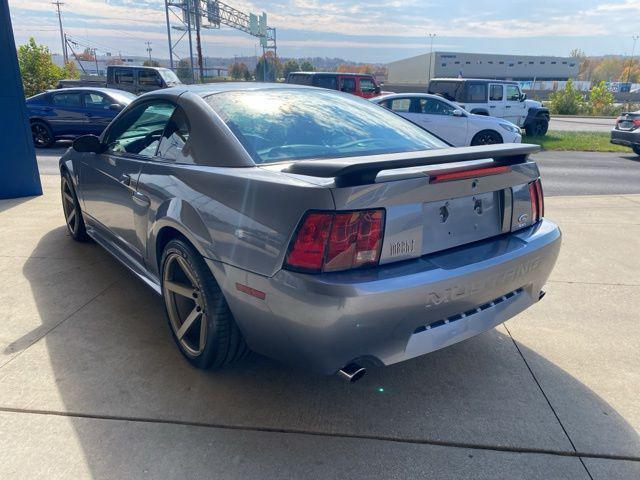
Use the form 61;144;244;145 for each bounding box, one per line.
387;51;579;85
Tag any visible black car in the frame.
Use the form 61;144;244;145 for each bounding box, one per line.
26;87;136;148
611;110;640;156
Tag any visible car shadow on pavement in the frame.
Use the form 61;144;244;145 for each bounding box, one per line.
8;226;640;476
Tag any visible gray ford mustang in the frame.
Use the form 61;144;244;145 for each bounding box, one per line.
59;82;561;381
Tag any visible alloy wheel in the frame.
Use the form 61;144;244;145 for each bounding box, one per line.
163;253;207;357
474;132;500;145
61;176;78;234
31;123;51;147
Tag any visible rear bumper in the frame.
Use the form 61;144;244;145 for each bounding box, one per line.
611;129;640;147
208;219;561;374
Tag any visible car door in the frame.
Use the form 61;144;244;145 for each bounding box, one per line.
410;97;468;146
137;69;164;94
357;77;377;99
504;84;526;126
488;83;505;118
78;100;176;263
49;91;86;136
82;91;118;135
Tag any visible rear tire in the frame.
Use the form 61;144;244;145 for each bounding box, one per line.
31;121;55;148
470;130;503;146
632;145;640;156
61;171;89;242
161;238;248;369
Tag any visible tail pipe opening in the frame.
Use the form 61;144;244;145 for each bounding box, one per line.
338;363;367;383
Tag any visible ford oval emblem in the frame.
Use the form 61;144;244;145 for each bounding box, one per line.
518;213;528;223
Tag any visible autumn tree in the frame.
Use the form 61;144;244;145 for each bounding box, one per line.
588;81;615;115
143;59;160;67
77;47;96;61
255;52;282;81
229;62;250;80
299;60;315;72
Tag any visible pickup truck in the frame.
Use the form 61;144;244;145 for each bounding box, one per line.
57;65;182;95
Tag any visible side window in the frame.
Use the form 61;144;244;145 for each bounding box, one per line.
420;98;455;115
314;75;337;90
52;92;82;107
138;69;162;87
105;102;175;157
466;83;487;102
489;85;503;101
506;85;521;101
289;74;312;85
340;77;356;93
83;92;110;108
359;77;376;94
157;107;191;162
389;98;411;113
114;69;134;85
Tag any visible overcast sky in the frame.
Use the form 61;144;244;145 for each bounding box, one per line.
8;0;640;63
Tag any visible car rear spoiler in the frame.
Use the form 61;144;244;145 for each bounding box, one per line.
283;143;541;187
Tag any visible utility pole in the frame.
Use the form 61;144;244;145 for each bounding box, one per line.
193;0;204;82
52;1;68;63
426;33;436;84
145;41;152;62
92;48;99;76
164;0;173;70
185;0;195;83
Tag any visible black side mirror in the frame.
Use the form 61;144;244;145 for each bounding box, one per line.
374;85;381;94
520;93;527;101
73;135;103;153
109;103;123;111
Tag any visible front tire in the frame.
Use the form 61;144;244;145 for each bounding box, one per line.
632;145;640;156
31;121;55;148
161;238;248;369
525;119;549;136
61;171;89;242
470;130;503;146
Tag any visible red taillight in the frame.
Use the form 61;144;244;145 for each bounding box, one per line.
529;179;544;223
429;165;510;184
285;210;385;273
634;119;640;126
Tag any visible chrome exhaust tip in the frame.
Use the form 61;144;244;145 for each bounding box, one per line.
538;290;546;301
338;363;367;383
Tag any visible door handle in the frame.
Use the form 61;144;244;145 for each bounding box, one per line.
132;191;150;207
119;173;131;186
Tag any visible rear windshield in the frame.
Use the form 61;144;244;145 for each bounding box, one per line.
205;89;446;164
428;81;464;102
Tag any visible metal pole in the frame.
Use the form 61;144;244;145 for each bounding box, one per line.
93;48;99;76
52;1;67;63
426;33;436;84
164;0;174;70
146;41;152;62
626;35;639;83
185;0;195;83
262;45;266;82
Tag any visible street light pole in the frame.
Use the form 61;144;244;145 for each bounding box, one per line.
427;33;436;84
627;34;639;84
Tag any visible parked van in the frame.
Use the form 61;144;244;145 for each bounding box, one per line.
57;65;182;95
286;72;383;99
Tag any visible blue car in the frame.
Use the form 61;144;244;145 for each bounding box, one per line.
26;87;136;148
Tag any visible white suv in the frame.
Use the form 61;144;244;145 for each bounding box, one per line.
373;93;522;146
428;78;550;136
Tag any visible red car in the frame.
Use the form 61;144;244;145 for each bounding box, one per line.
286;72;383;99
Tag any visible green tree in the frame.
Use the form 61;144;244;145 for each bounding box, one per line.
255;52;282;81
17;37;67;97
143;59;160;67
229;62;250;80
282;58;300;78
588;81;615;116
547;79;584;115
62;61;80;79
299;60;315;72
591;57;624;83
176;58;193;83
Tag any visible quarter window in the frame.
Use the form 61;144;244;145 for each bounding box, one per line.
489;85;503;101
105;101;175;156
466;83;487;102
157;107;191;162
138;69;162;87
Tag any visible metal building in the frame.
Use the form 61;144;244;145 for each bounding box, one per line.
387;51;579;85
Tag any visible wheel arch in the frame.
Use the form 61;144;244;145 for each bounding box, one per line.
470;129;503;145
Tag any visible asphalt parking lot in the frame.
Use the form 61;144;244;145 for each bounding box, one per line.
1;154;639;479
